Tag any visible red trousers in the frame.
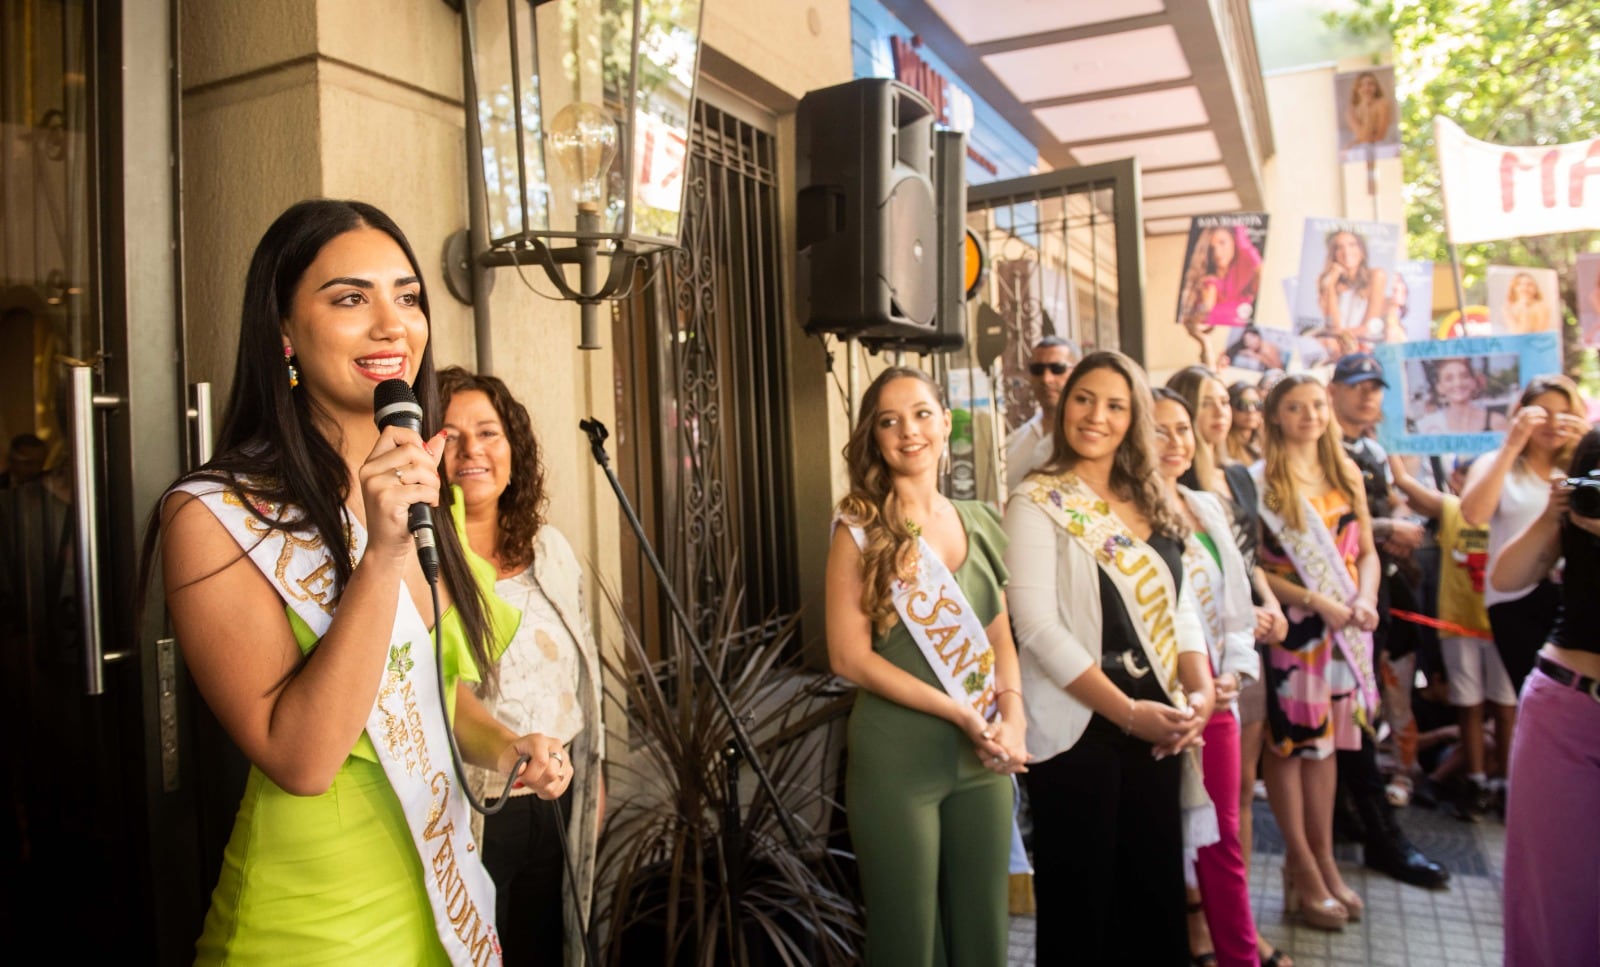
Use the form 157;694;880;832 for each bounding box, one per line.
1196;712;1259;967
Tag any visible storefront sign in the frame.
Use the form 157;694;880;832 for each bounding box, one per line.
889;36;998;175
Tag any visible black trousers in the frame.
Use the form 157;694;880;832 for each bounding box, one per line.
1488;580;1561;695
1025;720;1188;966
481;787;572;966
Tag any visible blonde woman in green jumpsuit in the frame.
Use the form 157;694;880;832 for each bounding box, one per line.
825;367;1028;966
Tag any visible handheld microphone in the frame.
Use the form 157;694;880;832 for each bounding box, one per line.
373;378;440;584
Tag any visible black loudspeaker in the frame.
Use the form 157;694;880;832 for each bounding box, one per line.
797;79;937;343
862;129;967;354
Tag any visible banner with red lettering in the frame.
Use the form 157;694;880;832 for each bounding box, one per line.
1435;117;1600;243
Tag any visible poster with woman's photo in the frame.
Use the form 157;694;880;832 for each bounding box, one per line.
1216;324;1294;372
1174;213;1269;332
1389;260;1436;342
1335;66;1400;164
1375;332;1563;456
1292;218;1402;363
1575;253;1600;347
1486;265;1560;335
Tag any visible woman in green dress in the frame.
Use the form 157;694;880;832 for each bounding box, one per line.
825;366;1027;966
152;200;570;964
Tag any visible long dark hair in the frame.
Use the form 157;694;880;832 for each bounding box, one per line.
1039;350;1187;539
141;199;497;686
437;366;547;574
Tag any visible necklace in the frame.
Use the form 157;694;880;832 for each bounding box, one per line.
905;518;923;539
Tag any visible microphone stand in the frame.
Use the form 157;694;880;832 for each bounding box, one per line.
580;417;809;862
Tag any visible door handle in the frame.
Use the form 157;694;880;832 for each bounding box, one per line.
69;364;132;696
187;381;213;468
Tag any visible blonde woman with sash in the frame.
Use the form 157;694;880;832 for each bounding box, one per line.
1252;374;1380;931
826;366;1026;966
1005;351;1217;965
1153;387;1268;967
151;200;571;964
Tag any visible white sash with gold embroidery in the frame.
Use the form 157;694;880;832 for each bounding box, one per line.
1016;473;1218;853
1181;537;1226;673
1248;467;1379;717
175;482;502;967
844;525;998;719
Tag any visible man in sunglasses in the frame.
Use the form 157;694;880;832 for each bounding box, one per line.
1005;336;1080;492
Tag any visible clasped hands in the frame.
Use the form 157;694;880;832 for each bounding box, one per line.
962;709;1029;776
1129;690;1212;761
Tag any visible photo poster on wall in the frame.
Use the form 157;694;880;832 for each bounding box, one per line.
1335;66;1401;164
1485;265;1561;335
1390;260;1436;342
1173;213;1269;332
1217;325;1296;374
1292;218;1402;365
1375;332;1562;456
1579;253;1600;348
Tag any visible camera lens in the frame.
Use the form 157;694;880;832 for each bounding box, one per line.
1569;479;1600;519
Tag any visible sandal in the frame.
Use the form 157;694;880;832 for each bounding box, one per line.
1260;948;1293;967
1187;900;1217;966
1385;774;1413;808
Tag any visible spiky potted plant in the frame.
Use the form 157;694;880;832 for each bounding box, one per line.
593;590;862;966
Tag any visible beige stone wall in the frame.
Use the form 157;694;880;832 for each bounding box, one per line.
179;0;857;661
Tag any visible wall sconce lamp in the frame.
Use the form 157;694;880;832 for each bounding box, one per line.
444;0;704;355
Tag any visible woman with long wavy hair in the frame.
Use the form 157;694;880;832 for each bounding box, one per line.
1315;230;1387;346
825;366;1026;965
1253;374;1381;933
1166;368;1291;967
439;367;604;967
1005;351;1217;964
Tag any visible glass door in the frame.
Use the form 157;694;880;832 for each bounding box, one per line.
1;0;201;958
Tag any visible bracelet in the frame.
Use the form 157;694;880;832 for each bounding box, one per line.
1122;697;1137;735
1301;589;1313;609
995;687;1023;705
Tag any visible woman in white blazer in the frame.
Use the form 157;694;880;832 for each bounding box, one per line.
1004;351;1216;965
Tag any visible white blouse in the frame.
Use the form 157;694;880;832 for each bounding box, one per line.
1004;494;1209;762
482;568;585;746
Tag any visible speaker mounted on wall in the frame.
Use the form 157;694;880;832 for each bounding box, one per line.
797;78;940;345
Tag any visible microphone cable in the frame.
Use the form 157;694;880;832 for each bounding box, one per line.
427;577;599;966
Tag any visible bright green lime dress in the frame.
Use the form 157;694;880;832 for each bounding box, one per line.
193;606;478;965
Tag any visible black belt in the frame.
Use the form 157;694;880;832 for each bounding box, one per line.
1536;655;1600;703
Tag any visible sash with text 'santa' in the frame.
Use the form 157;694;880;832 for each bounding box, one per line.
842;519;1031;874
173;481;502;967
1017;472;1218;853
1248;465;1379;718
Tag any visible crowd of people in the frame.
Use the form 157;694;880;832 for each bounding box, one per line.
827;329;1598;967
152;198;1594;967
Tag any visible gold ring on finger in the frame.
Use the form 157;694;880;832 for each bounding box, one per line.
394;467;405;483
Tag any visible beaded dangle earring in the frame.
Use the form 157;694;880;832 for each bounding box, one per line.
284;345;299;389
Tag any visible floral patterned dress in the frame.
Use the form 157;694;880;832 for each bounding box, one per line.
1258;488;1365;760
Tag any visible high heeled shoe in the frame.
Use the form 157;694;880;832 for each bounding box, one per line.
1282;866;1348;930
1329;883;1363;922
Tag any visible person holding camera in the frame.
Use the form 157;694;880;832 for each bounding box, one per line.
1460;375;1587;695
1490;428;1600;967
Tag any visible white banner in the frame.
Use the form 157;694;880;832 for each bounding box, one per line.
1435;117;1600;243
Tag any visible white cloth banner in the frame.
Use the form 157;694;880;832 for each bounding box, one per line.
1435;116;1600;243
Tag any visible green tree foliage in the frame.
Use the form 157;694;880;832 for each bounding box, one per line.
1332;0;1600;380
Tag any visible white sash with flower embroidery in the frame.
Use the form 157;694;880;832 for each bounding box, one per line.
1248;467;1379;717
1015;473;1218;852
844;525;998;719
174;482;502;967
